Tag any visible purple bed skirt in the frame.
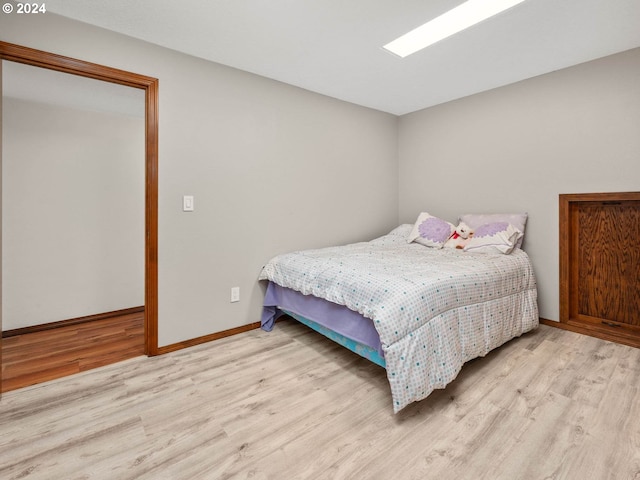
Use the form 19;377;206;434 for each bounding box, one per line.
261;282;384;356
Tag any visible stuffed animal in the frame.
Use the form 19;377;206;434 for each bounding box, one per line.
444;222;474;249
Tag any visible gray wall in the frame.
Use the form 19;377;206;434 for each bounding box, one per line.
2;97;145;330
0;13;399;346
398;47;640;321
3;12;637;344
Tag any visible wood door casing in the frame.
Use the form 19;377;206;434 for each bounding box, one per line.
560;192;640;348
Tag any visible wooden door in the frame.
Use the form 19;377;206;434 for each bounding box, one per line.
560;192;640;348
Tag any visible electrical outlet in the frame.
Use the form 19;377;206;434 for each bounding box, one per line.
231;287;240;303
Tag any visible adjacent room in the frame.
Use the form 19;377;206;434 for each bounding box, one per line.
1;1;639;478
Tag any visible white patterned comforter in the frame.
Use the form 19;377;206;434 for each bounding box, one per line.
259;224;539;412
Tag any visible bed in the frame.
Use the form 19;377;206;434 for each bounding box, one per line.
259;221;539;413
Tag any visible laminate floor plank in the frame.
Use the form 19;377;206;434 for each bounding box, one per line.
319;347;536;479
2;321;640;480
558;355;640;480
0;363;81;393
1;312;145;392
219;368;387;479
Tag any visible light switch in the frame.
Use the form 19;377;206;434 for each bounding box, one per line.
183;195;194;212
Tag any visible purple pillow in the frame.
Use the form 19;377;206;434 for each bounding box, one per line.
459;213;527;249
407;212;455;248
464;222;523;254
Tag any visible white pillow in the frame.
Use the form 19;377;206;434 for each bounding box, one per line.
407;212;455;249
459;213;527;249
463;222;523;254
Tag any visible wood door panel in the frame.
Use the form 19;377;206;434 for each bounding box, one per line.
560;193;640;347
576;204;639;325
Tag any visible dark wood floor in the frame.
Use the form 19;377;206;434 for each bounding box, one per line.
1;311;144;393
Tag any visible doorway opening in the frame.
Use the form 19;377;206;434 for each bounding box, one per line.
0;42;159;394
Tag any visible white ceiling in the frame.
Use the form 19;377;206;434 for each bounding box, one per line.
46;0;640;115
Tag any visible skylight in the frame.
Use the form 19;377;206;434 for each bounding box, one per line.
383;0;526;58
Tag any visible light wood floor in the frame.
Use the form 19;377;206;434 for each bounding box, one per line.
1;312;144;393
1;319;639;479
